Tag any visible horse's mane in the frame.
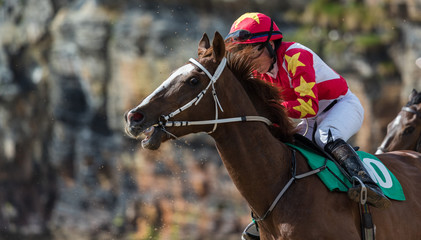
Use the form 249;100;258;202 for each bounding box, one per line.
201;44;295;142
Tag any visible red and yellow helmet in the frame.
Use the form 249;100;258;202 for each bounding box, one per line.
225;12;283;44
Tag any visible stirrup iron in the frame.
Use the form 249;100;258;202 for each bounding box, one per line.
242;221;259;240
352;176;367;205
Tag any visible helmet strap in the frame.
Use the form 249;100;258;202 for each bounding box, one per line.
267;46;276;72
254;19;278;72
265;20;276;71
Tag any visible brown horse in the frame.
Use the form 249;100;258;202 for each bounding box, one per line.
125;32;421;240
376;89;421;154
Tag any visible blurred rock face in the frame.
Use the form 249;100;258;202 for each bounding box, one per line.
0;0;420;239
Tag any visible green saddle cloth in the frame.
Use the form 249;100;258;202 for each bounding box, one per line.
287;144;405;201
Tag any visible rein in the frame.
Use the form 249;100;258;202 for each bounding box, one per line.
156;57;272;135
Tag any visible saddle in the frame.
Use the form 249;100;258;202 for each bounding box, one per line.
292;133;331;157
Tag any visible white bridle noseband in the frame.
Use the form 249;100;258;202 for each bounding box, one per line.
156;57;272;137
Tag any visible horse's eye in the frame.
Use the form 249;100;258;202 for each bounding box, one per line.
189;77;199;86
403;126;415;135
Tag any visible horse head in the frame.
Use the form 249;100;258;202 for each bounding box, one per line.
125;32;235;149
125;30;295;151
376;89;421;153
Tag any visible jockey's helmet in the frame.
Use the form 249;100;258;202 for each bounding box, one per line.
225;12;283;44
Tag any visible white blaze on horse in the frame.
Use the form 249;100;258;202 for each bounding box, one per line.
125;32;421;240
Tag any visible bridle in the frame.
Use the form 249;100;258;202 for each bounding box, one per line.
155;57;272;138
377;106;421;153
402;106;421;119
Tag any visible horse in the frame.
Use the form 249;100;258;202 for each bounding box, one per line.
376;89;421;154
125;32;421;240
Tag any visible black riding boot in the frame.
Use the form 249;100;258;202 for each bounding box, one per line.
324;139;391;209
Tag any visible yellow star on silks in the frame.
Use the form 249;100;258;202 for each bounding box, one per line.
293;98;316;118
295;77;316;98
234;13;260;28
285;52;306;76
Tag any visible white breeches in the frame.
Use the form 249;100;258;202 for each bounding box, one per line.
296;90;364;147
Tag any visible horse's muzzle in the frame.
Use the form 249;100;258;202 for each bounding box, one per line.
124;110;165;150
126;110;145;125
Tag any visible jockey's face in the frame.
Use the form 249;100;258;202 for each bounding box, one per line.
253;41;275;74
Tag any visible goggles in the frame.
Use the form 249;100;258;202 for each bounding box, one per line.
225;29;282;42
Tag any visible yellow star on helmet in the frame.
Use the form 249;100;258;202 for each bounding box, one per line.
234;13;260;28
293;98;316;118
295;77;316;98
285;52;306;76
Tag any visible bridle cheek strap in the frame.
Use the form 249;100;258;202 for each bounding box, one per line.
160;57;227;134
158;57;272;137
190;57;226;132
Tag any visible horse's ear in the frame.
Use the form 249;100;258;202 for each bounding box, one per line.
198;33;210;57
212;31;225;62
409;89;418;101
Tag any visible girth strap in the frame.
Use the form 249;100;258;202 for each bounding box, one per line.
252;148;327;222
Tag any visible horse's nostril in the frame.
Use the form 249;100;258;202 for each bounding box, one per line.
128;111;144;123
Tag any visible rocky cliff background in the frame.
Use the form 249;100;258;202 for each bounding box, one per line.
0;0;420;239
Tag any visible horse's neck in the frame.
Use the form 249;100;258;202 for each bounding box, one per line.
212;118;292;217
209;73;294;216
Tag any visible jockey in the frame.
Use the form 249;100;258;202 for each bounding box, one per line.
225;12;391;240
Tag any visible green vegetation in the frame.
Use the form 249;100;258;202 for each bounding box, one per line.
284;0;399;78
354;34;383;51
